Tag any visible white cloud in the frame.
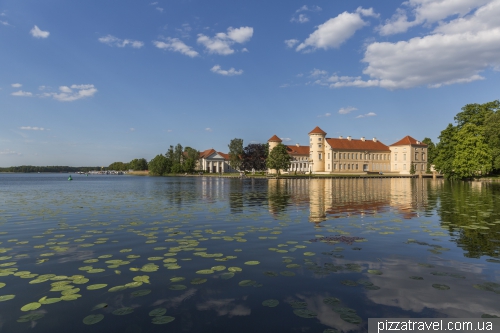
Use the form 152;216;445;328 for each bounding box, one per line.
205;128;212;132
150;2;158;5
20;126;48;131
30;25;49;38
130;128;136;132
379;0;491;35
210;65;243;76
296;5;322;13
197;26;253;55
317;112;331;117
11;90;33;97
11;83;22;88
99;35;144;48
42;84;97;102
310;68;327;77
291;14;309;23
356;112;376;118
153;38;199;58
284;39;299;48
0;149;21;155
356;6;379;18
156;7;164;12
241;48;249;53
328;1;500;90
339;106;358;114
279;83;290;88
280;138;292;142
296;11;368;52
1;20;10;26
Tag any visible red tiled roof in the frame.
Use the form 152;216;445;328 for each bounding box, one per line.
286;145;310;155
199;148;217;159
309;126;327;135
326;138;389;151
390;136;428;147
217;152;230;160
268;135;282;142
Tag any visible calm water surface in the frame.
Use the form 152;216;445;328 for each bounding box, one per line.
0;174;499;333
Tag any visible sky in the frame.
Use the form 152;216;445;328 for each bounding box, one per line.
1;0;499;167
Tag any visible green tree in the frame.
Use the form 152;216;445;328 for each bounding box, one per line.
242;143;268;171
266;143;291;176
183;147;199;173
422;137;436;173
452;123;492;179
484;111;500;172
409;163;416;175
228;138;244;171
129;158;148;171
433;124;458;179
454;100;499;129
170;144;183;173
108;161;129;171
148;154;168;176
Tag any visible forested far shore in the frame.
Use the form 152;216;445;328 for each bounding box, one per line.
0;166;102;173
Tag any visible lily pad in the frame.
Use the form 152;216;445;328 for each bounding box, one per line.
152;316;175;324
244;261;260;265
211;265;226;271
17;313;44;322
221;272;234;279
169;285;187;290
323;297;341;306
83;314;104;325
280;271;296;276
238;280;256;287
262;299;279;307
149;308;167;316
108;285;127;292
131;289;152;297
367;270;383;275
303;252;315;256
432;284;450;290
21;302;41;311
228;267;242;272
169;277;185;282
293;309;317;318
341;280;357;286
340;312;362;324
191;278;207;285
39;297;62;304
196;269;214;274
91;303;108;311
0;295;15;302
263;271;278;277
87;284;107;290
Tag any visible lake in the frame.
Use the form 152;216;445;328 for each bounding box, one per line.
0;174;499;333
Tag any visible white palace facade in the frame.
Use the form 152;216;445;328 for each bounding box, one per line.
268;126;428;175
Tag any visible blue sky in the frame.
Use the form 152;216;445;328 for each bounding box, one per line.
1;0;499;167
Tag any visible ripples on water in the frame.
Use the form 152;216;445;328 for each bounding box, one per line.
0;174;499;333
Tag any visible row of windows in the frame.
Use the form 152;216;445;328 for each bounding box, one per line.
314;152;390;161
394;153;426;161
393;164;426;170
325;163;390;171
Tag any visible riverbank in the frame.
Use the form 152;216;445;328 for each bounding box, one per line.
141;172;442;179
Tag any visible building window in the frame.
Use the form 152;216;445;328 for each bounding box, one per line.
339;164;342;170
395;164;398;170
415;153;418;160
403;154;406;161
333;153;337;159
318;144;322;148
318;138;322;141
348;164;351;170
422;153;425;161
403;164;406;170
395;154;398;161
422;164;425;170
328;153;330;159
356;164;358;170
328;164;330;169
319;153;322;160
343;153;346;159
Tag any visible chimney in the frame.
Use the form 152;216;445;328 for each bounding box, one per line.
296;143;300;147
339;136;343;139
373;137;377;142
361;137;365;141
347;136;352;141
416;141;420;144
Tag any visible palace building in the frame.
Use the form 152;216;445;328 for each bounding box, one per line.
268;126;428;175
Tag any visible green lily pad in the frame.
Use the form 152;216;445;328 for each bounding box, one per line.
220;272;234;279
21;302;41;311
286;264;301;269
83;314;104;325
91;303;108;311
0;295;15;302
131;289;152;297
432;284;450;290
367;270;383;275
293;309;317;318
152;316;175;324
191;278;207;285
244;261;260;265
228;267;242;272
341;280;357;286
39;297;62;304
280;271;296;276
263;271;278;277
340;312;362;324
211;265;226;271
238;280;256;287
108;285;127;292
73;278;89;284
0;283;5;288
87;284;107;290
61;294;82;301
112;307;134;315
169;277;185;282
149;308;167;316
323;297;340;305
196;269;214;274
262;299;279;307
61;288;80;295
303;252;315;256
17;313;44;322
289;301;307;308
169;284;187;290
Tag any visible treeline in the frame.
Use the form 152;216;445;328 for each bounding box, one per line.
0;166;100;173
108;158;148;171
148;144;199;175
429;100;500;180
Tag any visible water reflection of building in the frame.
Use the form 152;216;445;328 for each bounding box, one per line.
267;178;430;222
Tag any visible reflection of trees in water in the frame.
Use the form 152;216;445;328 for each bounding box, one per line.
267;179;291;215
436;181;500;258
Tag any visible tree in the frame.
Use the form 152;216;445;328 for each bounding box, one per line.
452;123;492;179
171;144;183;173
484;111;500;172
129;158;148;171
454;100;499;129
148;154;168;175
422;137;436;173
183;147;199;173
266;143;291;176
242;143;268;171
228;138;244;171
409;163;416;175
433;124;458;179
108;161;129;171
